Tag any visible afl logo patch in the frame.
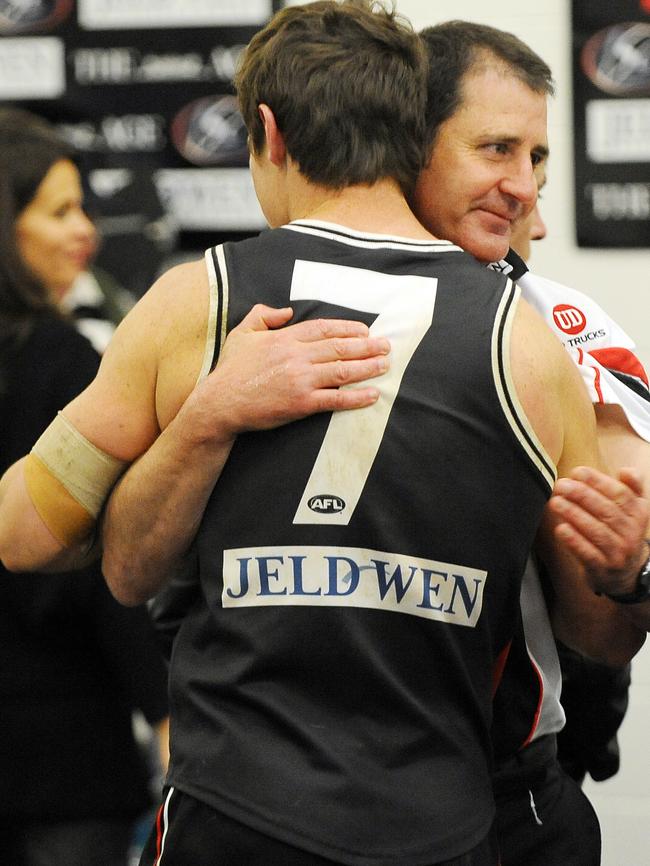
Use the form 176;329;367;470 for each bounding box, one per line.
308;495;346;514
0;0;72;33
553;304;587;336
580;22;650;96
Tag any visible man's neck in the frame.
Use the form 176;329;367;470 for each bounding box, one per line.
289;176;438;240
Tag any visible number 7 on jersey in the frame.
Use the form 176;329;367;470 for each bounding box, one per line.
290;259;438;525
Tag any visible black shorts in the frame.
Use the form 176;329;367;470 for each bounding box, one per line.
139;787;499;866
493;734;601;866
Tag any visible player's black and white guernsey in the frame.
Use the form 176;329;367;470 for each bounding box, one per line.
167;221;556;865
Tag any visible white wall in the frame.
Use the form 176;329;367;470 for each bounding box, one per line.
397;0;650;370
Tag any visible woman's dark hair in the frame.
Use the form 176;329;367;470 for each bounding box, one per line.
0;107;76;340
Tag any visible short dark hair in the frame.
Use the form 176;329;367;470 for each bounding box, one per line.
235;0;428;195
419;21;554;148
0;108;75;338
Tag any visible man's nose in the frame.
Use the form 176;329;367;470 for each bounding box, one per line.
500;159;538;211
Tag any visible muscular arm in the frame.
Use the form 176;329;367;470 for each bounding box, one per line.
0;272;162;573
511;299;646;665
0;259;389;583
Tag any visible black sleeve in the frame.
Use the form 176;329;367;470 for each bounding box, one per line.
147;546;201;662
83;562;169;726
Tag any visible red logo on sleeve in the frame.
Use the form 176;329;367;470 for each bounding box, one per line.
553;304;587;335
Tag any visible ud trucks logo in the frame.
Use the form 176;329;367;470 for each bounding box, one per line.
308;495;346;514
581;22;650;96
553;304;586;336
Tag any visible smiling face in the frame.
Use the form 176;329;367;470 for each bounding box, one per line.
412;63;549;263
15;158;97;301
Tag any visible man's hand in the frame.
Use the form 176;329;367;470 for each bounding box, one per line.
184;304;391;444
549;466;650;597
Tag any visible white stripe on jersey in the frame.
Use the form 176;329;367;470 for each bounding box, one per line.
200;245;230;384
198;249;221;384
491;284;557;492
284;219;463;254
215;244;230;357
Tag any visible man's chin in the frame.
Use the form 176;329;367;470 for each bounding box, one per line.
460;232;510;265
463;212;513;263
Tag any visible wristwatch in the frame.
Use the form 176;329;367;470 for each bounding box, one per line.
605;542;650;605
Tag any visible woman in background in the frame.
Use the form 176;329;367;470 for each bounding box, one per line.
0;107;169;866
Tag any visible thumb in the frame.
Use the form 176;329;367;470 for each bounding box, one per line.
239;304;293;332
619;467;645;496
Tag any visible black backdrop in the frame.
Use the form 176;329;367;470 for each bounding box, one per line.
572;0;650;248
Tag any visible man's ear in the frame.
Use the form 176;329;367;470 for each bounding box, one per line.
258;104;286;167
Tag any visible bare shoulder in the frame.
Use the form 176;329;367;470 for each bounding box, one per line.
63;257;210;457
510;294;567;379
144;258;212;428
146;259;210;347
509;295;599;473
509;296;568;467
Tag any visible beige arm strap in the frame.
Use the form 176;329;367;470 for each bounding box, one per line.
25;412;128;547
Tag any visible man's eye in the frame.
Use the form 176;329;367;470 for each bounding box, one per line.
485;143;508;155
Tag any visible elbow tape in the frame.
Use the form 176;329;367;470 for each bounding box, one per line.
25;412;128;547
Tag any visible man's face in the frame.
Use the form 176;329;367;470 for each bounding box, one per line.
411;64;548;263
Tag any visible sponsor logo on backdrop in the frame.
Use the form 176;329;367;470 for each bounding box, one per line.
0;0;72;33
581;22;650;96
154;168;266;231
171;96;248;166
57;114;165;152
0;37;64;98
587;182;650;221
586;99;650;164
73;45;245;85
77;0;271;30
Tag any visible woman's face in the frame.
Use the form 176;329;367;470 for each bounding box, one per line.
15;158;97;301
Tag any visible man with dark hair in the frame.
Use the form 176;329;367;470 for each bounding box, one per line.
410;20;650;866
0;3;636;864
414;16;650;644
